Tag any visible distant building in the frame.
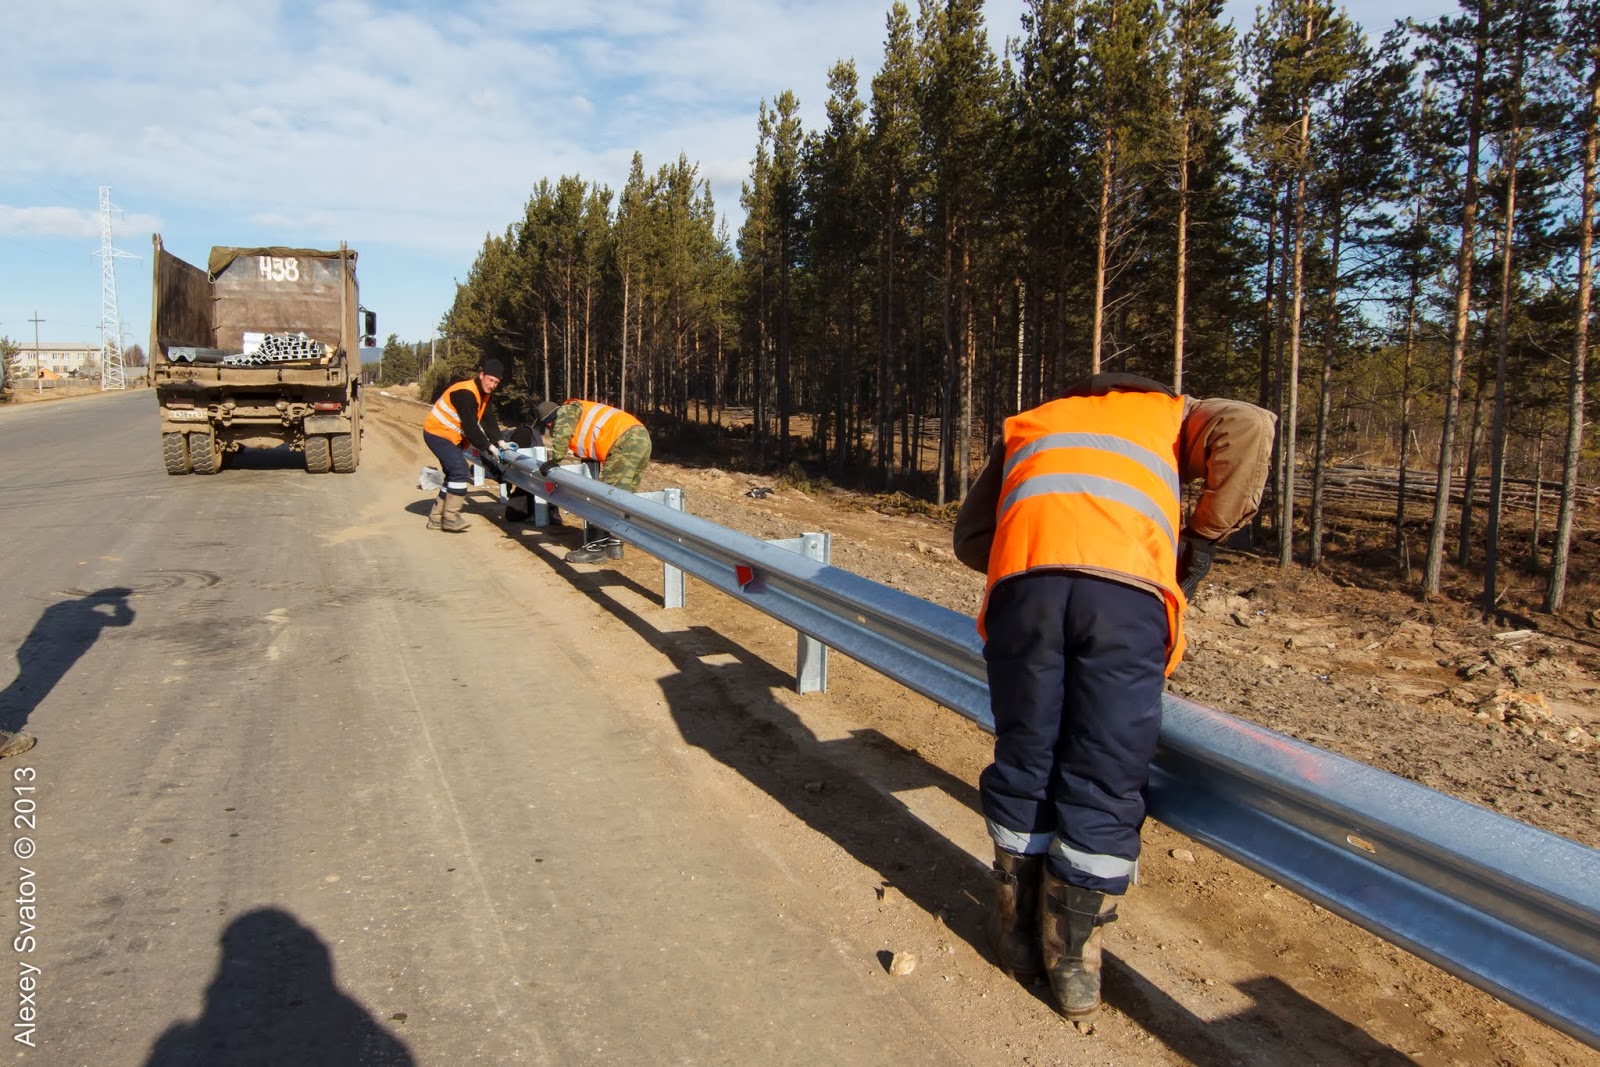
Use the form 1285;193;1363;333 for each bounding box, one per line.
7;342;101;377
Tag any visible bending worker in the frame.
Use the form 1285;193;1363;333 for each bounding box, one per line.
534;397;652;565
953;372;1273;1023
422;359;518;533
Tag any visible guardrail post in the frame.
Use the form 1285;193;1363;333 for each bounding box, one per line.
501;446;552;525
637;488;686;608
579;459;603;543
766;532;830;694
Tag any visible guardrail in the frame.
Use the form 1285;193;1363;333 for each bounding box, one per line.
498;455;1600;1050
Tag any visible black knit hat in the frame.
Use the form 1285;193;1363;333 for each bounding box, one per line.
481;358;506;379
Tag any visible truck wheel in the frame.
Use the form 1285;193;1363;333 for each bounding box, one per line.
305;435;332;474
189;431;221;475
161;433;191;475
331;433;357;473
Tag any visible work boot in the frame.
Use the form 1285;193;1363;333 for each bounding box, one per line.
1039;869;1119;1021
565;527;612;564
604;537;624;561
426;492;447;530
564;540;609;564
986;846;1045;985
0;731;37;760
439;493;471;533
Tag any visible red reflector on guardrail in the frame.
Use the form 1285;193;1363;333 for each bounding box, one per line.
735;565;755;588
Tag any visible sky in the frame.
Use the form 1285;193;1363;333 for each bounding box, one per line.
1;0;1456;359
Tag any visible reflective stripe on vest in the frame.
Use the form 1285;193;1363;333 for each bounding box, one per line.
567;399;641;462
979;391;1188;673
424;380;488;446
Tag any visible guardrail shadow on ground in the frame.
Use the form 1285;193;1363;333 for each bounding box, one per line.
0;587;133;734
1106;964;1413;1067
143;907;414;1066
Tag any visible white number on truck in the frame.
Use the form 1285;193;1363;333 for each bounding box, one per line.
257;256;301;283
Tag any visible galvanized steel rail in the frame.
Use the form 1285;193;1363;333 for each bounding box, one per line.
501;458;1600;1049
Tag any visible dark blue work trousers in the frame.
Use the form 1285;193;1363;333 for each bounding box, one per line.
424;431;473;496
979;571;1168;895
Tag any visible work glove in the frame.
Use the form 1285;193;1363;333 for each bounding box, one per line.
496;445;520;465
1176;532;1217;601
538;459;559;477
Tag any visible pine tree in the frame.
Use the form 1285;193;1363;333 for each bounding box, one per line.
917;0;1001;502
1164;0;1237;391
1420;0;1497;596
1546;0;1600;611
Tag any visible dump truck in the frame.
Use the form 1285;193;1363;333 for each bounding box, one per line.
149;236;375;474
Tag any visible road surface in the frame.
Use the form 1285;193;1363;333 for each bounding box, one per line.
0;391;979;1065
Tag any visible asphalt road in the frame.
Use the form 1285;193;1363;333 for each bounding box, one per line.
0;391;971;1066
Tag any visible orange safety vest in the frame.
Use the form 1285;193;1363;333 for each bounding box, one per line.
424;379;490;446
979;390;1189;674
564;399;642;462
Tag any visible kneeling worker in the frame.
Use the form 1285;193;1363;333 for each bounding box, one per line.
533;397;652;564
953;372;1273;1022
422;359;518;532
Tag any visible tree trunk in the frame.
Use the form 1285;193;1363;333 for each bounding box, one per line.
1309;215;1342;569
1547;56;1599;612
1279;97;1313;570
1174;118;1191;392
1424;3;1490;595
1483;21;1530;619
1092;127;1113;374
620;269;630;412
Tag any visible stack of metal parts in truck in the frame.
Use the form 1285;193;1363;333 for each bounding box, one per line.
168;333;330;366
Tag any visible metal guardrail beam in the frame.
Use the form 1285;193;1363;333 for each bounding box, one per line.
498;457;1600;1049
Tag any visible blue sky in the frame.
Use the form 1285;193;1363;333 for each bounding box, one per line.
2;0;1453;357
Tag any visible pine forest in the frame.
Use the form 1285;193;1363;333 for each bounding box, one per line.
430;0;1600;616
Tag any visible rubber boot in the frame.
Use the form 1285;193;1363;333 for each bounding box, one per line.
986;847;1045;985
1039;869;1118;1021
0;731;37;760
565;528;610;564
427;492;447;530
439;493;471;533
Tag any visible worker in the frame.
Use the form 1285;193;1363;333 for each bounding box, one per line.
952;372;1274;1022
533;398;651;564
422;359;519;533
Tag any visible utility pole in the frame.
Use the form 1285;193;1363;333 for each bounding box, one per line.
29;311;43;394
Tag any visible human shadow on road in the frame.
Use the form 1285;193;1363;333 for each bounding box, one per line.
0;586;133;733
144;907;414;1067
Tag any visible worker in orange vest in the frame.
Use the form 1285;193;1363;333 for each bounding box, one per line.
534;398;652;564
422;359;517;533
953;373;1274;1022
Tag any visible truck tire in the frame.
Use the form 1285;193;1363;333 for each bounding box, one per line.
189;431;221;475
330;433;357;473
161;433;191;475
305;435;332;474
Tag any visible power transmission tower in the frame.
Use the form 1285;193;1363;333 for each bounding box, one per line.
95;186;138;390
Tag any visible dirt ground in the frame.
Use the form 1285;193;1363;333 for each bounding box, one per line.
370;391;1599;1066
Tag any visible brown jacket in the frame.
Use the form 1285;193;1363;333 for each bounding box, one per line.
953;394;1276;590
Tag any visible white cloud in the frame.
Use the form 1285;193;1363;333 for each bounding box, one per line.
0;205;162;240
